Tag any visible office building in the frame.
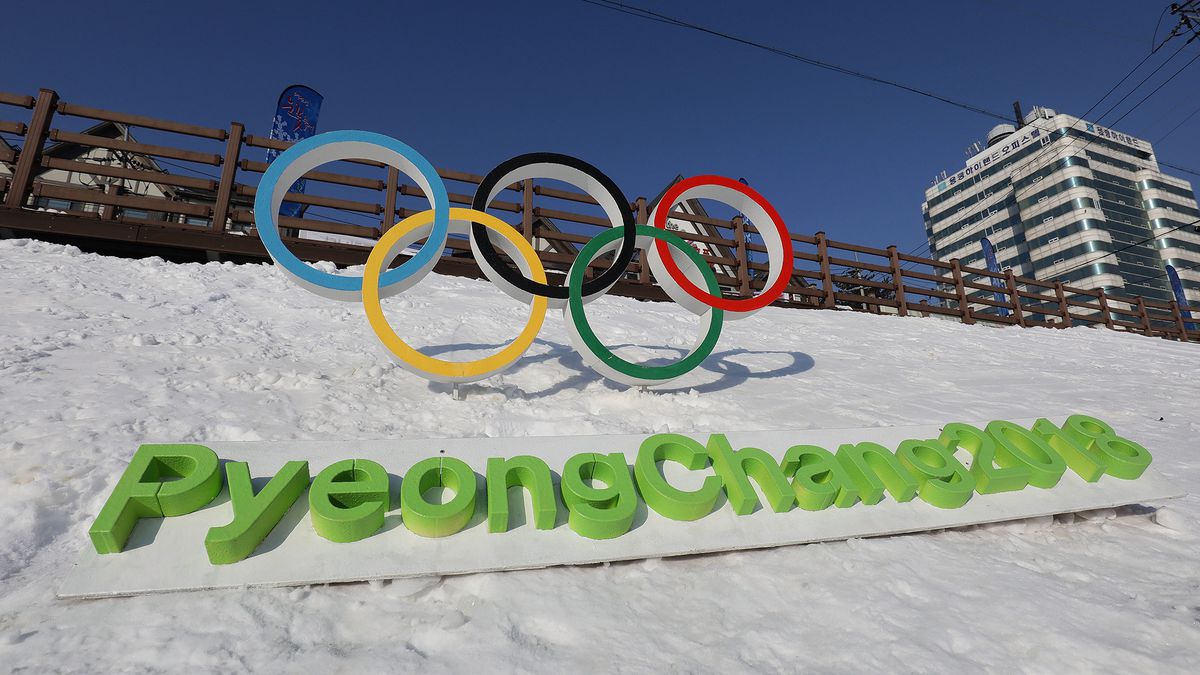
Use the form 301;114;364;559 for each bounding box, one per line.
921;105;1200;312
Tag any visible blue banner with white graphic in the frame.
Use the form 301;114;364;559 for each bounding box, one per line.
1166;264;1195;331
267;85;323;218
980;237;1010;317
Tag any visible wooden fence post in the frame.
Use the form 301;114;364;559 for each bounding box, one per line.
1096;288;1115;328
1005;270;1026;327
733;215;750;297
635;197;650;285
1170;301;1188;341
950;258;974;325
815;231;835;308
521;178;534;242
887;245;907;317
100;183;120;221
211;121;243;234
1054;281;1070;328
1135;297;1152;336
4;88;58;209
381;166;399;234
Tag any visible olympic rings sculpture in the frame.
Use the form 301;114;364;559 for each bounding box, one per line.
253;130;794;388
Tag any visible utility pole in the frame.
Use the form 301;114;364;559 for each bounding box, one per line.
1162;2;1200;47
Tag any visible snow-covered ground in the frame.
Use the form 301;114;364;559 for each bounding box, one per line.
1;237;1197;672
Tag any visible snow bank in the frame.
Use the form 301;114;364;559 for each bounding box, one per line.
1;238;1197;671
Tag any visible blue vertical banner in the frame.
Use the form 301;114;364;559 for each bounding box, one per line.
266;85;323;218
1166;264;1195;331
980;237;1010;317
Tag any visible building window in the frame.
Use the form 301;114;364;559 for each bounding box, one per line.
37;197;74;211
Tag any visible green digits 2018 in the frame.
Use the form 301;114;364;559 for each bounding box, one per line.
87;415;1153;565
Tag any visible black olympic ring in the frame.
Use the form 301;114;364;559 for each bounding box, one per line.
470;152;637;302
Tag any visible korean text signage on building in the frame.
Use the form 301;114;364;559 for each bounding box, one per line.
937;128;1049;193
1084;122;1143;149
936;117;1148;194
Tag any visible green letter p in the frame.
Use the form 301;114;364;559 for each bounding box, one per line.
89;444;222;554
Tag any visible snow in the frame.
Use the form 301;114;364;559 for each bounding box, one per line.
1;237;1198;671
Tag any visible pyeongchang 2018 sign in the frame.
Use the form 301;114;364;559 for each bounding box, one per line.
68;416;1179;597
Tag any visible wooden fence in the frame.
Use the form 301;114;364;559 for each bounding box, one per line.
1;87;1197;344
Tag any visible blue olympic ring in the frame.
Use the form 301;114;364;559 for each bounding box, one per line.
253;130;450;297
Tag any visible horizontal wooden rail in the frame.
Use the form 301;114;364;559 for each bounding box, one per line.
48;129;222;165
834;292;898;308
239;159;385;190
827;256;891;274
56;102;228;140
236;184;382;214
41;157;217;191
830;274;893;291
532;184;599;205
975;313;1020;325
533;206;610;228
826;239;890;258
0;92;35;108
33;183;211;217
397;184;521;212
901;269;946;284
964;279;1006;293
959;264;1006;281
969;295;1014;310
906;286;958;302
914;302;962;317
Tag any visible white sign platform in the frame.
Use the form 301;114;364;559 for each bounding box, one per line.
59;418;1183;599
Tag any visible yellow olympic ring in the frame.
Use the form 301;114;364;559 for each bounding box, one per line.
362;207;548;383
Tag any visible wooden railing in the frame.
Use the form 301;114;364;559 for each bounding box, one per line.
1;87;1197;344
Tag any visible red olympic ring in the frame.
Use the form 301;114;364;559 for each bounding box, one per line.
651;175;794;313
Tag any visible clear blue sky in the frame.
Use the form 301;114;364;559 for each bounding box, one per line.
7;0;1199;256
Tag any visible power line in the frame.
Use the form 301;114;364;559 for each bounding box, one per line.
1090;39;1190;125
1103;47;1200;129
306;205;383;230
576;0;1011;122
1119;254;1200;286
154;157;221;180
1154;101;1200;143
1158;159;1200;178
